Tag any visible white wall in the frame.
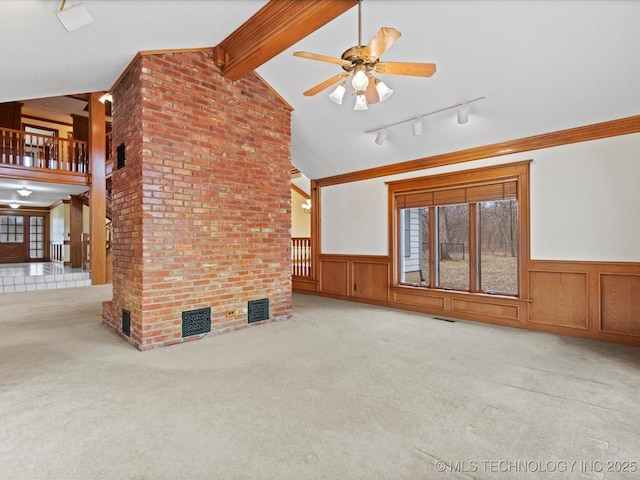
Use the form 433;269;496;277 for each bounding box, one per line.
21;107;74;139
321;133;640;262
49;202;71;262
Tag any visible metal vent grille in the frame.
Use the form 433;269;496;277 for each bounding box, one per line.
122;309;131;337
248;298;269;324
116;143;126;169
182;307;211;337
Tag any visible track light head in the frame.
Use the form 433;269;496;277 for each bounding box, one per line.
457;104;470;124
375;129;388;145
412;118;423;136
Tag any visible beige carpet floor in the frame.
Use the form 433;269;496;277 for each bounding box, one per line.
1;285;639;480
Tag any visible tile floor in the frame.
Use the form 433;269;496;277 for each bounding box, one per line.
0;262;91;294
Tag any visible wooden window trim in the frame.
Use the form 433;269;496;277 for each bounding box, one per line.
388;160;531;298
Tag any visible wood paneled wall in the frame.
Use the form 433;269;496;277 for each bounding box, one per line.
526;260;640;344
295;254;640;346
315;254;390;306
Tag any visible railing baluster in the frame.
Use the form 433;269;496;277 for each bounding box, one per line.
0;126;89;172
291;237;311;278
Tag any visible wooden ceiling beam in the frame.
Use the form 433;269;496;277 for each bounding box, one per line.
215;0;356;81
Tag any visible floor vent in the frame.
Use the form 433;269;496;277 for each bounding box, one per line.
435;317;456;323
182;307;211;337
122;309;131;337
248;298;269;324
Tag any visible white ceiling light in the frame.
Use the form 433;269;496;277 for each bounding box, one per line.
17;187;32;197
457;103;470;124
375;80;394;102
98;92;113;104
365;93;494;143
375;129;389;145
56;1;95;33
412;118;423;136
351;68;369;91
9;202;20;209
329;82;347;105
354;94;368;111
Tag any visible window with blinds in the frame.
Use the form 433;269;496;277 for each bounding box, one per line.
388;161;529;296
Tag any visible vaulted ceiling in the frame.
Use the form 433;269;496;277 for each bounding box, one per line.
2;0;639;183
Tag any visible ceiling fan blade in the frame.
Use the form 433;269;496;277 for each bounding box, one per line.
375;61;437;77
360;27;401;63
303;72;350;97
364;74;379;105
294;51;352;68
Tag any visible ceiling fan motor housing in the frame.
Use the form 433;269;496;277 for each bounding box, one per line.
340;46;376;72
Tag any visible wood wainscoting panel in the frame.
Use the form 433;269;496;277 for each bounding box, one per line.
528;271;588;329
320;259;348;295
600;273;640;336
292;277;319;293
451;299;520;321
352;261;389;301
393;291;445;309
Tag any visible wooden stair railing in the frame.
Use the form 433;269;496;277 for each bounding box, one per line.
292;237;312;278
82;221;112;271
0;126;89;172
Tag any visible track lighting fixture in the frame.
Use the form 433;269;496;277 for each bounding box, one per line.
375;129;389;145
365;93;494;144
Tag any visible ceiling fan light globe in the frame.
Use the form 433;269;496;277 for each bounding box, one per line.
354;94;368;111
376;81;393;102
352;70;369;91
329;84;346;104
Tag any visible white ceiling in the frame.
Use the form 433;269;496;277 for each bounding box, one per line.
1;0;639;188
0;179;88;209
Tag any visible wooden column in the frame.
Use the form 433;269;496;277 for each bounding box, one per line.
310;179;320;281
69;195;84;268
88;92;106;285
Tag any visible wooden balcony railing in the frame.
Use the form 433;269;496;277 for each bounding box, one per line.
292;237;311;277
0;126;89;173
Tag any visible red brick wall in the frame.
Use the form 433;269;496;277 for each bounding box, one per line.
102;50;292;350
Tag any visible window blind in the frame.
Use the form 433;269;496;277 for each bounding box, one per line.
396;180;517;209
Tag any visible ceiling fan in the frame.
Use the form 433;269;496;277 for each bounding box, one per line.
293;0;436;110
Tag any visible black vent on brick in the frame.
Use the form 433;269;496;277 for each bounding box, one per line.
248;298;269;324
182;307;211;337
116;143;126;170
122;309;131;337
